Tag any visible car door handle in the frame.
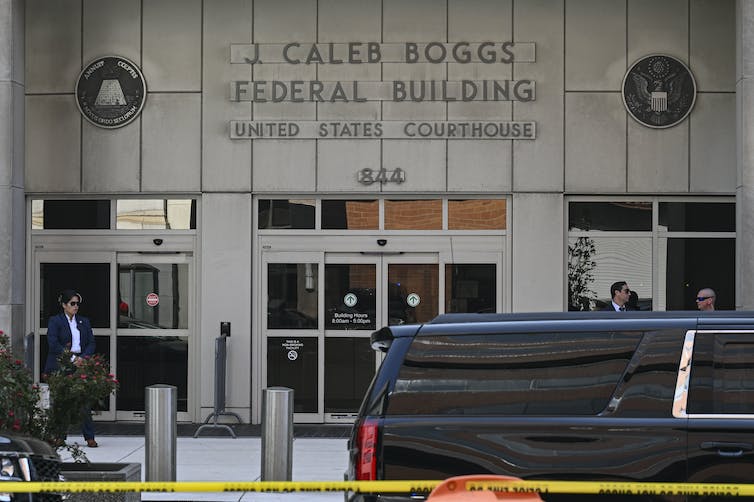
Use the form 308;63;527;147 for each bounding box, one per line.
700;442;753;457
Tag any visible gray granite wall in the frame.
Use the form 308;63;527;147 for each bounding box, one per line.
0;0;25;354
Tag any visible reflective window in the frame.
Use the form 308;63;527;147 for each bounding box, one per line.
569;202;652;231
118;263;189;329
445;264;496;313
267;337;318;413
388;332;642;415
325;264;376;330
663;238;735;310
387;264;438;325
448;200;506;230
116;199;196;229
385;200;442;230
116;336;188;411
40;263;110;328
689;333;754;415
325;338;374;413
268;264;318;329
659;202;735;232
567;237;652;311
32;200;111;230
322;200;378;230
259;200;315;229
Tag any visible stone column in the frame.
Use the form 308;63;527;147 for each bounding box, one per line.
0;0;25;351
739;1;754;309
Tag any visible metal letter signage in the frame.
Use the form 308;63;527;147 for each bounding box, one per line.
76;56;147;129
622;54;696;129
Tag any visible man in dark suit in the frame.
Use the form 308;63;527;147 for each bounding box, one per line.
44;289;98;447
601;281;631;311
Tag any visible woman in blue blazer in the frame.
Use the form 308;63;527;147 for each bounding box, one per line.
44;289;98;447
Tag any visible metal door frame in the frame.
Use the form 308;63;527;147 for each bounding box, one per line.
254;234;506;424
116;252;195;422
31;250;118;421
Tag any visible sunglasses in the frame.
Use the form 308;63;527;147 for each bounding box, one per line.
695;296;712;302
68;301;80;306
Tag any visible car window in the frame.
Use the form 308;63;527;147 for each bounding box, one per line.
688;332;754;415
388;331;643;416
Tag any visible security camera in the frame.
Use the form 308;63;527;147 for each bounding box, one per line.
153;238;163;246
377;239;387;246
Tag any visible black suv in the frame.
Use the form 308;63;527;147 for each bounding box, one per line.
347;311;754;501
0;433;61;502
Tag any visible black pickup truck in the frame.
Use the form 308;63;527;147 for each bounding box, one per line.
347;311;754;502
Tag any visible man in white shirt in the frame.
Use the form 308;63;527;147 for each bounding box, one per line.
601;281;630;311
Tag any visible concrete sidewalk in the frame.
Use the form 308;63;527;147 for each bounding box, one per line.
59;436;349;502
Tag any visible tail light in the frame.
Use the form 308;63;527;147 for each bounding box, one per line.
356;418;379;480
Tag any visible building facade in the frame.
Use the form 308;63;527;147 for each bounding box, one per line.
1;0;752;424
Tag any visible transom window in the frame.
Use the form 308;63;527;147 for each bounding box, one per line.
257;198;507;231
31;199;197;230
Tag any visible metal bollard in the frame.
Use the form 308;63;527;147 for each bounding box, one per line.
261;387;294;481
145;384;177;481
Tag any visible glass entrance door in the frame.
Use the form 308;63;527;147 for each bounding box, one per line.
34;251;116;420
262;251;445;422
115;253;193;421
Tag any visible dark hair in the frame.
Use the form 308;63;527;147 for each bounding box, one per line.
609;281;627;299
57;289;82;305
627;290;639;309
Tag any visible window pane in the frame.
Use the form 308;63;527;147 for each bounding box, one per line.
659;202;735;232
567;237;652;311
388;332;642;415
663;238;735;310
445;264;496;313
116;199;196;229
267;264;318;329
118;263;189;329
325;338;374;413
267;337;318;413
322;200;378;230
689;335;754;415
448;200;506;230
40;263;110;328
259;199;315;229
325;264;376;330
385;200;442;230
116;336;188;412
569;202;652;231
36;200;111;229
718;342;754;413
388;264;438;324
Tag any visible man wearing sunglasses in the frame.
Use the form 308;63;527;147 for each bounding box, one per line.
695;288;716;311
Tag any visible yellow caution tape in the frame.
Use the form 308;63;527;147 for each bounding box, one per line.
1;479;753;496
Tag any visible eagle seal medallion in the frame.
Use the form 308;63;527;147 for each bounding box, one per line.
622;54;696;129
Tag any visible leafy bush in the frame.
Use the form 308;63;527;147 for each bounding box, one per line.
0;331;118;451
0;332;40;434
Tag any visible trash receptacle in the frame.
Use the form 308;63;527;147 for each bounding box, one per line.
427;475;543;501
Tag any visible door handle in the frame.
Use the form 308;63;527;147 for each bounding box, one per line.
700;441;753;457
